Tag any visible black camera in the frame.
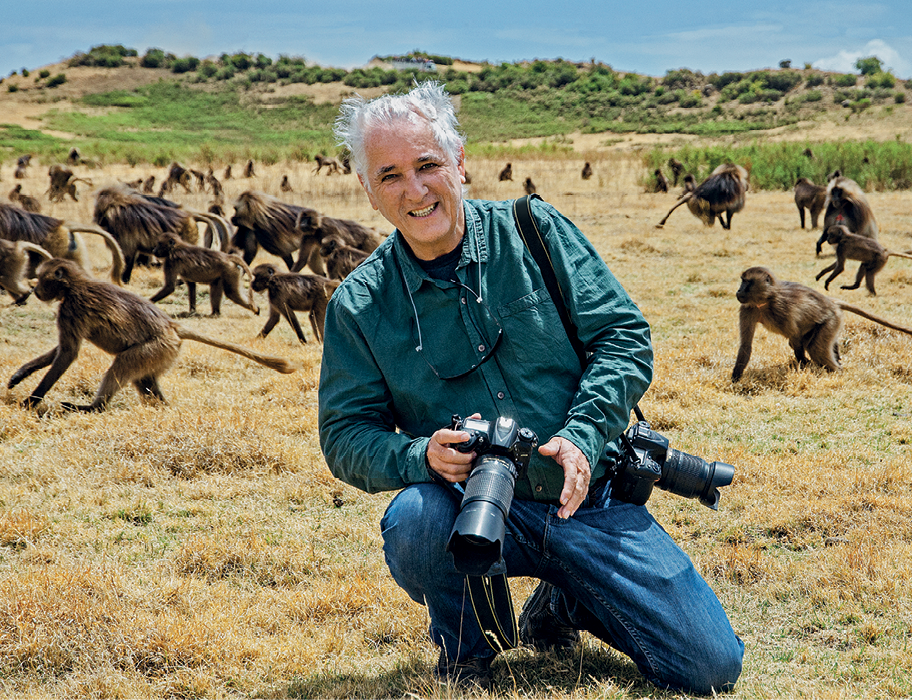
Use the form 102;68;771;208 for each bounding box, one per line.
614;421;734;510
445;415;538;576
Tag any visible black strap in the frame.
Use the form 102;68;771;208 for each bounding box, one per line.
512;195;587;367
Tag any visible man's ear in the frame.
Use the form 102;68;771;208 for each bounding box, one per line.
358;174;380;211
456;145;466;182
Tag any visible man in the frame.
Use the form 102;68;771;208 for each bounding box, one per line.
318;82;743;693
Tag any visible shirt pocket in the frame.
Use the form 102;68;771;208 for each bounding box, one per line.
497;287;573;368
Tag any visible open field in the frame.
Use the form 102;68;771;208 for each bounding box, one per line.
2;155;912;698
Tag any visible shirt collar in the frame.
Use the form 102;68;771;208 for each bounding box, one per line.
394;200;489;293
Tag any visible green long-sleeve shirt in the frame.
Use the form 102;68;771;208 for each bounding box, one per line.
318;197;653;502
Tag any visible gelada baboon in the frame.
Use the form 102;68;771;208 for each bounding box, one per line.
815;224;912;295
205;169;223;196
319;238;368;280
224;164;233;180
7;259;296;411
294;209;383;273
159;162;193;195
280;175;293;192
679;174;696;197
581;162;593;180
656;163;749;230
244;160;256;178
668;158;684;186
150;232;259;316
0;239;51;305
793;177;827;229
652;169;669;193
816;175;878;254
8;185;41;213
498;163;513;181
313;154;342;175
142;175;156;194
93;185;229;283
523;177;537;195
732;266;912;381
190;169;206;192
251;263;339;343
0;203;125;284
230;190;320;270
47;164;90;203
14;154;32;180
67;148;81;166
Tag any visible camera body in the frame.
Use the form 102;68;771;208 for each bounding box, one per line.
613;421;734;510
446;415;537;576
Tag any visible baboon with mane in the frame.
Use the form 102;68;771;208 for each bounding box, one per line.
816;175;878;254
7;259;296;412
230;190;323;272
656;163;749;230
295;209;383;273
0;203;125;284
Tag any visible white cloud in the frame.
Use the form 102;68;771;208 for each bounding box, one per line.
814;39;911;78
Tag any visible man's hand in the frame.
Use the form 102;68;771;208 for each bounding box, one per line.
426;424;476;483
539;436;590;519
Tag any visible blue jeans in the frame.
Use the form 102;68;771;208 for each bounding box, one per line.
381;481;744;695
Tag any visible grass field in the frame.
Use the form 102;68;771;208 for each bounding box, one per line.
2;154;912;698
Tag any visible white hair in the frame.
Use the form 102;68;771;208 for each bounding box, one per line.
334;81;465;189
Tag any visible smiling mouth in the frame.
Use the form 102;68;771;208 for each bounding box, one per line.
409;203;437;218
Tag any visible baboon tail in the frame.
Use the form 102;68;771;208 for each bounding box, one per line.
65;223;126;286
187;209;231;251
18;242;53;262
888;251;912;260
228;253;257;307
656;194;691;228
836;301;912;336
175;326;299;373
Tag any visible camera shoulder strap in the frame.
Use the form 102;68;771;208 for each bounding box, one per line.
512;194;587;367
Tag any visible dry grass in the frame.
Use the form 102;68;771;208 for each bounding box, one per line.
2;155;912;698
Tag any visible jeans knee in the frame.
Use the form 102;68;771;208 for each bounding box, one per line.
671;634;744;695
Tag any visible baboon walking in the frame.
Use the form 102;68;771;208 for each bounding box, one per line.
656;163;749;230
313;155;342;175
251;263;339;343
230;190;322;272
731;266;912;381
149;232;259;316
794;177;827;229
295;209;383;274
816;176;878;254
7;259;296;411
815;224;912;295
47;164;90;203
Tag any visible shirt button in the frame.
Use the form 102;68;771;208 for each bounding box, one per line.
497;391;505;399
461;297;467;304
478;344;485;352
535;485;543;493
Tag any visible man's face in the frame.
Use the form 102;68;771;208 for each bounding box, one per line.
359;117;466;261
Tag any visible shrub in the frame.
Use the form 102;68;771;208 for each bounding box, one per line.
867;71;896;89
141;48;166;68
198;60;218;79
171;57;200;74
21;69;29;77
663;68;703;91
69;44;136;68
895;92;906;104
806;74;825;87
855;56;883;76
832;73;857;87
7;84;18;92
803;90;823;102
38;69;50;79
677;90;703;108
46;73;66;88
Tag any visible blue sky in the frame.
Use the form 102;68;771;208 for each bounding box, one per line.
3;1;910;79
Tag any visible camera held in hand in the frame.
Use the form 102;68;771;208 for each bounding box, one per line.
613;421;734;510
445;415;537;576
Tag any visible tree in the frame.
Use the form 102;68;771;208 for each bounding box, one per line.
779;60;791;69
855;56;883;76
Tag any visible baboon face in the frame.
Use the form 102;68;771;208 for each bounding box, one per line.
151;235;178;258
34;260;77;302
736;268;774;305
251;263;278;293
825;225;848;244
319;239;338;257
297;211;320;234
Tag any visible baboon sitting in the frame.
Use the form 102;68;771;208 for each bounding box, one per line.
313;154;341;175
8;185;41;213
251;263;339;343
815;224;912;295
523;177;537;195
794;177;827;229
7;259;296;411
581;162;593;180
142;175;156;194
731;266;912;381
280;175;293;192
224;164;233;180
14;154;32;180
0;203;125;284
816;175;878;254
244;160;256;178
319;238;368;280
190;169;206;191
340;155;351;175
668;158;684;186
498;163;513;181
205;169;223;197
0;239;51;305
652;169;669;193
657;163;749;230
67;148;81;166
150;232;259;316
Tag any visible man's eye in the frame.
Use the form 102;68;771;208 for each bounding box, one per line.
380;173;398;182
420;163;438;171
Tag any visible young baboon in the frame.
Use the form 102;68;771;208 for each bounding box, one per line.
251;263;339;343
280;175;293;192
319;238;368;280
668;158;684;186
498;163;513;181
190;169;206;192
244;160;256;178
67;148;81;166
794;177;827;229
523;177;537;195
816;175;878;254
223;164;233;180
0;203;125;284
656;163;749;230
0;239;51;305
142;175;156;194
731;266;912;381
581;162;593;180
7;259;296;411
8;185;41;213
652;169;669;193
313;154;342;175
815;224;912;295
205;169;223;197
150;232;259;316
679;174;696;197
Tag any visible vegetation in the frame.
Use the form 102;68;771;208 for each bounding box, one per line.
68;44;137;68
